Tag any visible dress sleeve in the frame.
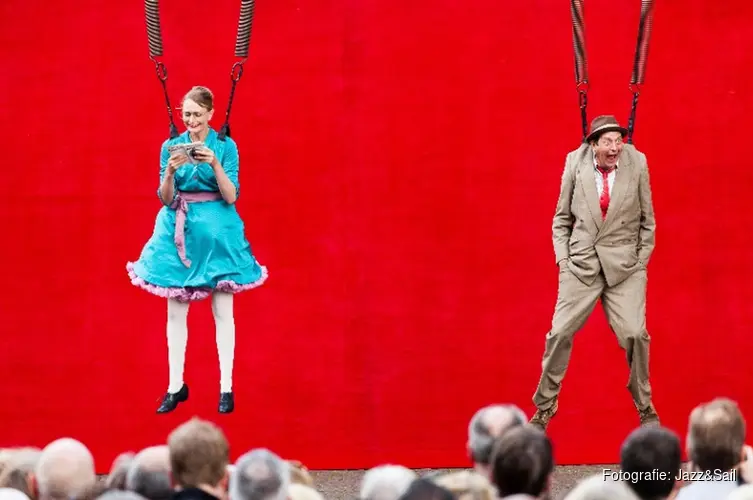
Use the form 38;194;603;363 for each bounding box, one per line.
222;139;241;198
157;141;174;205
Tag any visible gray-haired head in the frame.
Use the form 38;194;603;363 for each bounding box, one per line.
359;465;417;500
125;446;172;500
228;449;290;500
467;404;527;466
34;438;96;500
563;475;640;500
96;492;149;500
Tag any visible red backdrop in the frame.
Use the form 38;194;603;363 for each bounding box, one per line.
2;0;753;472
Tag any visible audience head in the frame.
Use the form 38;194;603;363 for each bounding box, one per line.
229;448;290;500
0;453;12;481
359;465;417;500
467;404;527;476
490;425;553;498
431;470;496;500
728;484;753;500
563;475;640;500
396;478;453;500
13;396;753;500
125;446;172;500
687;397;746;472
287;484;324;500
96;491;147;500
620;425;682;500
0;448;41;498
0;488;31;500
168;418;229;492
106;453;135;491
33;438;96;500
287;461;314;487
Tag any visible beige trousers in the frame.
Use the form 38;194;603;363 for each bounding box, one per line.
532;265;653;411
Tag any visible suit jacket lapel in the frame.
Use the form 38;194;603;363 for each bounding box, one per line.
579;154;603;231
602;154;634;231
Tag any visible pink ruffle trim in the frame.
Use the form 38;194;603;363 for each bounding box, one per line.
126;262;268;303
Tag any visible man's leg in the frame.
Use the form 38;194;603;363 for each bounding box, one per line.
531;266;603;427
601;268;658;424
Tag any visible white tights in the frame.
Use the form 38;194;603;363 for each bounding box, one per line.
166;292;235;393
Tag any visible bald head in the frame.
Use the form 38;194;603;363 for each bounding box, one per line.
125;446;172;500
130;446;169;473
468;404;527;467
0;488;32;500
35;438;95;500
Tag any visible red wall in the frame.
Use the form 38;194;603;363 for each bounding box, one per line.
2;0;753;471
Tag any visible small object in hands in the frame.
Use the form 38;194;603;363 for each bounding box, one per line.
167;142;205;165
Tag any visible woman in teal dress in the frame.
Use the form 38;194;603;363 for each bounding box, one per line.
127;86;267;414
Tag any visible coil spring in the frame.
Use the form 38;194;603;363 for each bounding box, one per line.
630;0;654;85
234;0;255;58
145;0;164;57
570;0;587;84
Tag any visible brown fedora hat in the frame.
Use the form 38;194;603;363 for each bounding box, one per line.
586;115;628;143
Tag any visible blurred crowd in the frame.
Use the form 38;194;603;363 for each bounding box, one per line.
1;397;752;500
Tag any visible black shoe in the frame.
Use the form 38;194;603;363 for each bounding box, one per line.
157;384;189;413
219;392;234;413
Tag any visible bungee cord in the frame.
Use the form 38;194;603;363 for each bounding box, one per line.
570;0;655;144
144;0;257;142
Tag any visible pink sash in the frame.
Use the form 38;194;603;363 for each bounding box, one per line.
169;191;223;267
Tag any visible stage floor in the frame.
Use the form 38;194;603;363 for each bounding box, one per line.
310;464;611;500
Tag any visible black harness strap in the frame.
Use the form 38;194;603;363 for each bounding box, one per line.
144;0;257;141
218;0;256;141
145;0;179;139
570;0;655;144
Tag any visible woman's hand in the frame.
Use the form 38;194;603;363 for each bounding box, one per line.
167;153;189;175
195;146;217;167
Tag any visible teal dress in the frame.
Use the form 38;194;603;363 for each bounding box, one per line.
127;129;268;302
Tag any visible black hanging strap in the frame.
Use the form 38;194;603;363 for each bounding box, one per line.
570;0;655;144
627;0;655;144
218;0;256;141
145;0;179;139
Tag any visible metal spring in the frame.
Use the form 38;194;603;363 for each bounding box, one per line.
145;0;164;57
234;0;255;58
570;0;587;85
630;0;654;85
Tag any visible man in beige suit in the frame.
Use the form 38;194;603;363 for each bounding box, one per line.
529;115;660;430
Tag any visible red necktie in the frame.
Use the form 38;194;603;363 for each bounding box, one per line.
597;167;611;220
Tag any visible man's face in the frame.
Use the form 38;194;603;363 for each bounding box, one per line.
592;131;624;169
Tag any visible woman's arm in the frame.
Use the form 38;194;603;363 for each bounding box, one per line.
211;159;238;204
157;142;186;206
195;142;240;204
159;171;176;205
158;151;186;205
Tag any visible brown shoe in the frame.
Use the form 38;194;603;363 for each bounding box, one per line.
530;399;558;430
638;402;660;426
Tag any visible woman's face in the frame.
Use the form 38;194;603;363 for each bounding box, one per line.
182;98;213;136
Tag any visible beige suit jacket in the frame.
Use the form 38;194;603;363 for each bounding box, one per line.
553;143;656;287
